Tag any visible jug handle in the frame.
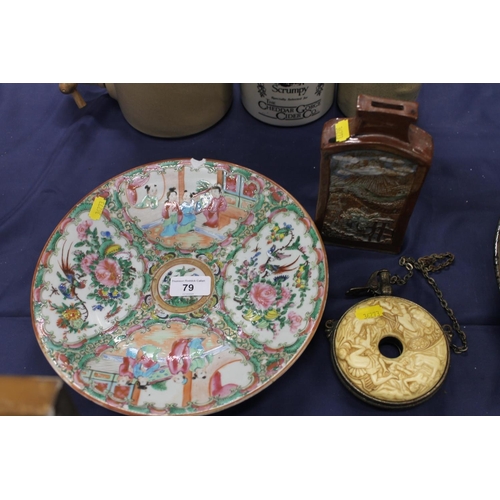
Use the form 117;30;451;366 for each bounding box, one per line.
59;83;87;108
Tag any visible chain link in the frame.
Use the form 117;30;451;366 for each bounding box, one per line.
391;253;468;354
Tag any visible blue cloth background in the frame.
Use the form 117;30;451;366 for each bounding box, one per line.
1;83;499;416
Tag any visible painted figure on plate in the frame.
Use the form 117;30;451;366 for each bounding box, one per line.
177;191;198;234
135;184;159;209
161;188;182;237
202;184;227;229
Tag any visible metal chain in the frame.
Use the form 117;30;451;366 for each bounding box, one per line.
390;253;468;354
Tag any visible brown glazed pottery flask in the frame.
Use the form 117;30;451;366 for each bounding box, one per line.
315;94;433;253
337;83;422;117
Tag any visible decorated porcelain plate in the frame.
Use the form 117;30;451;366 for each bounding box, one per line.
31;158;328;415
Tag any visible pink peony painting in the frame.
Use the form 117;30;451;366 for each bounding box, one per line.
287;311;303;333
76;220;92;240
81;253;99;274
94;258;122;288
249;283;276;310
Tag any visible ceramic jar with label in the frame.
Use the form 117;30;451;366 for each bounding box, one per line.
240;83;335;126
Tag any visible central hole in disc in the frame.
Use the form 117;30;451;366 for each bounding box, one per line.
378;336;403;359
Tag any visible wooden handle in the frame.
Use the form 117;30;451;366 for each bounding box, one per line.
59;83;87;108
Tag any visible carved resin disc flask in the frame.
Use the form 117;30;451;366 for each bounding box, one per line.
328;295;450;408
325;254;468;408
315;94;433;253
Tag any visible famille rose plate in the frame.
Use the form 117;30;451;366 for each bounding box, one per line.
31;158;328;415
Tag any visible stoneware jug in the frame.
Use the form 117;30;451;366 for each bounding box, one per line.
59;83;234;138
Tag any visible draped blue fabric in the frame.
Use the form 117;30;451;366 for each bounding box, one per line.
1;83;499;415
